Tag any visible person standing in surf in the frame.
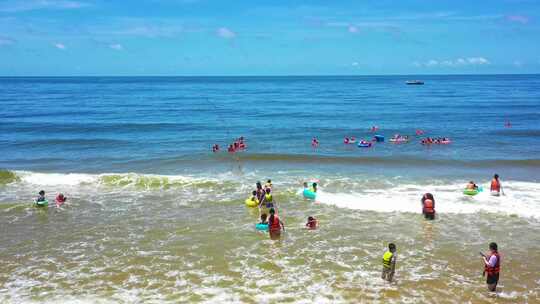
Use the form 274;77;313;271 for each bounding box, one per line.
421;193;435;220
268;208;284;240
490;174;502;195
481;242;501;292
382;243;397;282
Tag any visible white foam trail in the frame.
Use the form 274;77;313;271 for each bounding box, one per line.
313;181;540;219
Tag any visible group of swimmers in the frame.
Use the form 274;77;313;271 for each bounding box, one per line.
413;173;503;291
420;137;451;145
34;190;67;208
212;136;246;153
247;180;318;240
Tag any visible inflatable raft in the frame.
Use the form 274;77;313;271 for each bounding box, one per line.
358;142;372;148
35;200;48;207
256;223;269;231
303;188;316;199
463;187;483;196
245;198;258;207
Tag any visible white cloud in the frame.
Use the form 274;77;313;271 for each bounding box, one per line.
507;15;529;24
54;43;66;50
348;25;358;33
426;59;439;67
467;57;489;65
513;61;523;67
0;0;89;13
351;62;359;66
415;57;490;67
109;43;123;50
217;27;236;39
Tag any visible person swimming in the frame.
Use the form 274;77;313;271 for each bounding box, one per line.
55;193;67;207
259;213;268;225
36;190;46;202
466;181;478;190
306;216;318;229
311;137;319;147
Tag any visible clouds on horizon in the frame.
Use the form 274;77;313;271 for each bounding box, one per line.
54;42;66;50
0;0;89;13
217;27;236;39
414;57;491;68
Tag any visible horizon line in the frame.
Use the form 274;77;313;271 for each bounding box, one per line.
1;73;539;78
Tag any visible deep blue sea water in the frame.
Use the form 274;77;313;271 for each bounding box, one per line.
1;75;539;179
2;76;540;303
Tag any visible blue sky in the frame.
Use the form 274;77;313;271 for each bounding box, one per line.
0;0;539;75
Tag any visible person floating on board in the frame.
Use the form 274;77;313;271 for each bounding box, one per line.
306;216;318;230
466;181;478;190
36;190;46;203
490;174;502;196
421;193;435;220
481;242;501;292
382;243;397;282
55;193;67;207
268;208;285;240
248;190;258;205
35;190;48;207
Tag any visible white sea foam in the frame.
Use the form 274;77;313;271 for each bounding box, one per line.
312;181;540;219
17;171;97;186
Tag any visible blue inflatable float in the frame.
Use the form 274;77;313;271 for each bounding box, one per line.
374;135;385;142
256;223;269;231
303;188;316;199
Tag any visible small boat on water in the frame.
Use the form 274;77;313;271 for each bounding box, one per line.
406;80;424;85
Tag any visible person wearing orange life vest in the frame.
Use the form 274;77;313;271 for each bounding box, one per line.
490;174;502;196
421;193;435;220
268;208;285;240
481;242;501;292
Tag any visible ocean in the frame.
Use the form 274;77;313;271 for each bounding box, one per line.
1;75;540;303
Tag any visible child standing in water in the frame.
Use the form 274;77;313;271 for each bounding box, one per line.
382;243;397;282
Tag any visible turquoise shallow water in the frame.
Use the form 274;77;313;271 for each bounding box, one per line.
1;75;540;303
